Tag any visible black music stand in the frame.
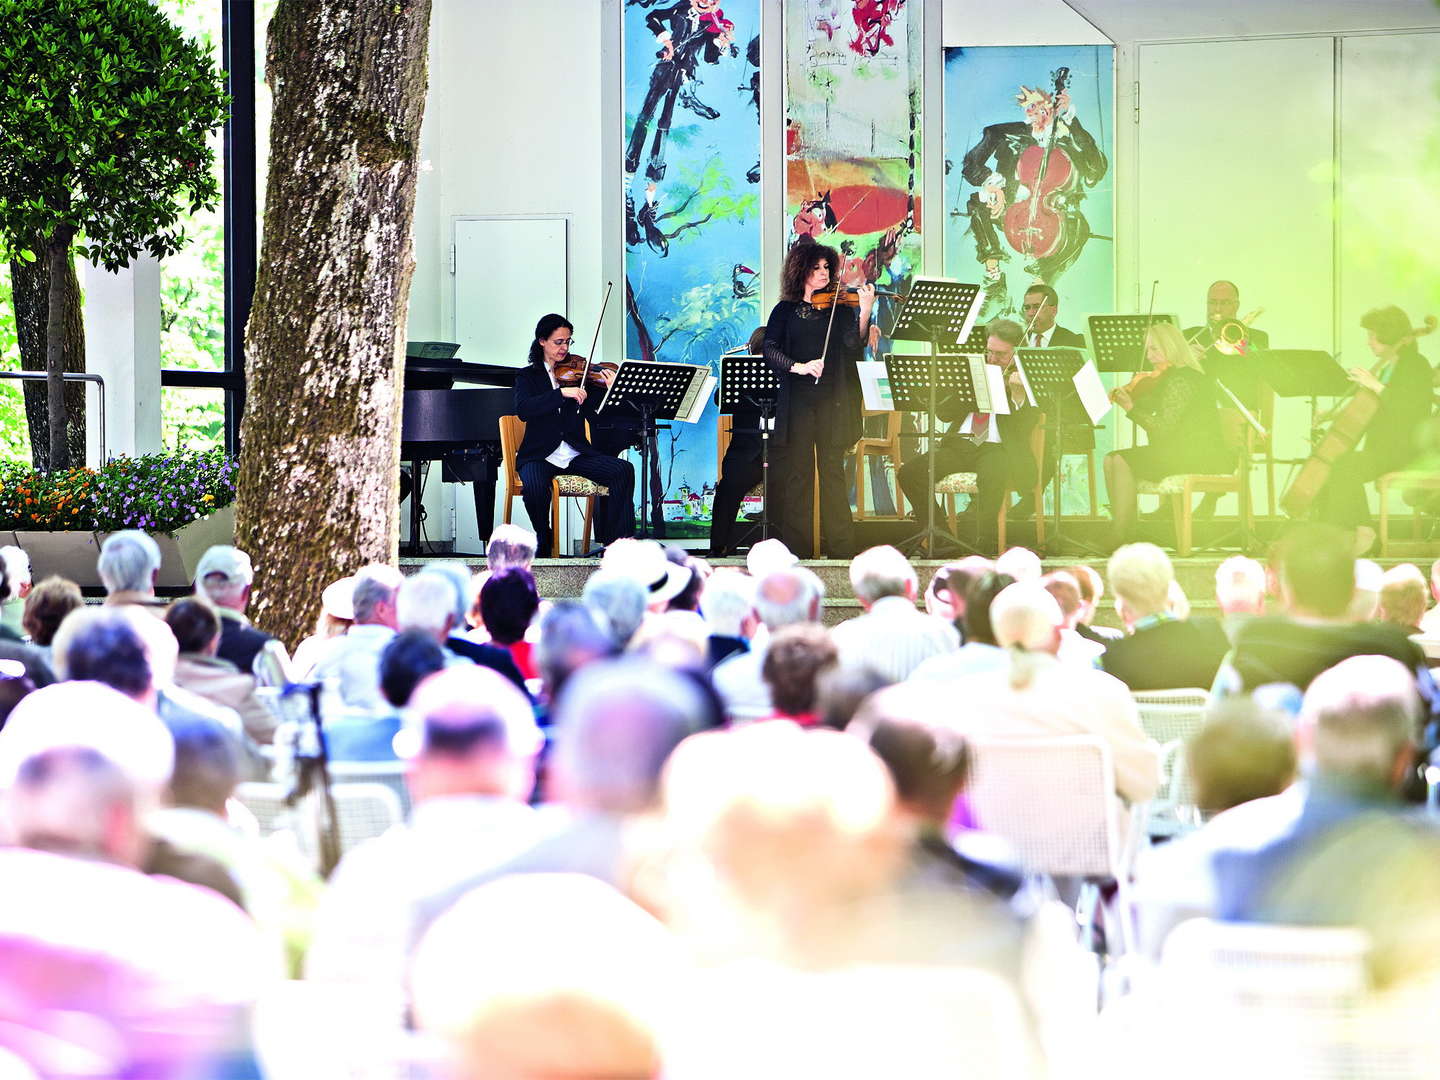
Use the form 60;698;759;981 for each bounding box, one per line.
887;278;987;556
718;353;781;543
598;359;707;540
1087;313;1179;374
1015;347;1106;556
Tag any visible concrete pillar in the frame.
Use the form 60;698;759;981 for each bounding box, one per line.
82;255;162;463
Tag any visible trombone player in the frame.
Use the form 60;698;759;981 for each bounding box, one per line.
1185;280;1268;517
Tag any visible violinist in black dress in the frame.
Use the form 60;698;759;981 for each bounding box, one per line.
760;243;874;558
1104;322;1235;547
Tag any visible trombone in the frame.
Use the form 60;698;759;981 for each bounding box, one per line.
1187;307;1264;356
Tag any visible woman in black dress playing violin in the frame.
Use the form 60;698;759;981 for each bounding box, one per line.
761;242;875;558
1103;321;1233;548
512;314;636;557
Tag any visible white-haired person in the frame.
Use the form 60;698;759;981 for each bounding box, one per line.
98;529;166;611
401;568;527;691
307;666;545;1038
1103;321;1235;546
309;564;406;714
700;568;758;669
1099;542;1231;692
1421;556;1440;636
711;564;826;721
486;523;539;572
0;682;271;1077
1378;563;1428;635
941;583;1161;808
994;546;1042;583
830;545;958;682
0;544;31;638
193;545;274;675
1214;554;1267;641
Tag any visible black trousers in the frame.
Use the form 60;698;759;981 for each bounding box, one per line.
774;397;854;558
1314;448;1395;530
518;451;636;556
710;433;763;554
898;437;1032;551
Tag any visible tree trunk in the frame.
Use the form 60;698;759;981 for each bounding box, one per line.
237;0;432;647
11;242;85;471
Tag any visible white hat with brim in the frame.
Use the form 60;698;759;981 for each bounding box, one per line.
600;540;692;605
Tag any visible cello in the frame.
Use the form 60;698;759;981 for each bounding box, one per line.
1003;67;1078;261
1281;315;1436;517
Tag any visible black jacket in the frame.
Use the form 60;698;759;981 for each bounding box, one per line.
1101;616;1232;692
446;635;529;695
217;615;273;677
513;363;600;468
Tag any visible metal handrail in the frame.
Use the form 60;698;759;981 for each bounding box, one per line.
0;371;107;462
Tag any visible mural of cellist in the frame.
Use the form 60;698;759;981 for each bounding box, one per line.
944;46;1114;324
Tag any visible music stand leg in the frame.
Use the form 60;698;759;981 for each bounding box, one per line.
899;330;978;559
1043;392;1106;558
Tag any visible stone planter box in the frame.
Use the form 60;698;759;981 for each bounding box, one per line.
13;505;235;589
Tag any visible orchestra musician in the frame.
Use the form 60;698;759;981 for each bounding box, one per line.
1104;322;1234;548
513;314;637;558
708;327;767;558
1015;284;1088;518
761;242;873;558
1308;305;1434;553
895;317;1039;555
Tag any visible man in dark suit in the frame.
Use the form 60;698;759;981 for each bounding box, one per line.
896;318;1041;554
1014;284;1088;516
1100;542;1231;692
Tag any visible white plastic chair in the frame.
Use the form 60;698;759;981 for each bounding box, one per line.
965;734;1145;956
328;759;412;818
1132;688;1209;837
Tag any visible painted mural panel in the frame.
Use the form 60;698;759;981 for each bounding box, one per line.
944;45;1115;514
785;1;922;312
624;0;760;536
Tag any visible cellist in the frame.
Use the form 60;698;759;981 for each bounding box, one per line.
1309;306;1435;553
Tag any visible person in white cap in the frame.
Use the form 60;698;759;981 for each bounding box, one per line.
290;573;359;676
746;537;799;579
193;545;273;675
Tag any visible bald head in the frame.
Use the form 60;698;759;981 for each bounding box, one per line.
754;567;824;630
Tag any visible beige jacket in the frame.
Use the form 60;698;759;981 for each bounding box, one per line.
174;652;279;744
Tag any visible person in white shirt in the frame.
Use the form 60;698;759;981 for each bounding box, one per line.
1420;557;1440;636
306;666;545;1028
830;545;958;682
309;564;405;712
711;565;825;721
936;583;1161;807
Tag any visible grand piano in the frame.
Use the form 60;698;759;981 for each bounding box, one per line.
400;342;518;555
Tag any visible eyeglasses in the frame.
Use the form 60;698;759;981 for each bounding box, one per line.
985;349;1012;360
551;339;573;348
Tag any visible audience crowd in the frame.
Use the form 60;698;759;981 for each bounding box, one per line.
2;525;1440;1077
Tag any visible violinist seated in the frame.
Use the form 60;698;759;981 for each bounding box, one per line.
895;317;1040;555
1307;305;1435;555
1103;322;1235;550
512;314;637;558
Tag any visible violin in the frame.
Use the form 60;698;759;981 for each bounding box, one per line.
1109;366;1165;405
1003;67;1079;260
553;353;619;388
808;284;900;310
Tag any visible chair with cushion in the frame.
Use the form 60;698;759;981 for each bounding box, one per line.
1136;407;1258;557
936;412;1047;554
965;734;1146;956
498;414;606;557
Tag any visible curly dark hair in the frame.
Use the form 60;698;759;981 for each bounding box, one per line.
778;241;839;303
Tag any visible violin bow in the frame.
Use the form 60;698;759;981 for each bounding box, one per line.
579;281;614;385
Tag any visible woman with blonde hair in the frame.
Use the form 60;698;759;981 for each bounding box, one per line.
1103;321;1233;546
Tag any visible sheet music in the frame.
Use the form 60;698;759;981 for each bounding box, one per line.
1072;362;1111;424
676;370;715;424
857;361;892;410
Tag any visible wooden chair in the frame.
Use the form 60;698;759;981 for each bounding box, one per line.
935;412;1047;554
1377;471;1440;556
498;415;606;557
1136;409;1255;557
854;409;905;519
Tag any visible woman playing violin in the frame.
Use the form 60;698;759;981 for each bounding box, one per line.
1103;321;1233;548
512;313;636;557
761;241;874;557
1310;305;1435;551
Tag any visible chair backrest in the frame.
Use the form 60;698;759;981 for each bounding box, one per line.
234;780;293;838
328;759;413;817
498;414;525;495
331;782;405;856
964;734;1120;879
718;413;734;462
1132;688;1209;746
1162;917;1371;1005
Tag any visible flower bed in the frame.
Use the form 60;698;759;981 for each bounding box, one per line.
0;451;238;587
0;449;237;534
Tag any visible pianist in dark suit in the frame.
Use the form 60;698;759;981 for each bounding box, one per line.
514;314;637;556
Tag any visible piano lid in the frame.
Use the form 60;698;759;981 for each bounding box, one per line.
403;355;525;391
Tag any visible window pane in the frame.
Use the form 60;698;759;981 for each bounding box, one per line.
162;387;227;453
157;0;226;374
